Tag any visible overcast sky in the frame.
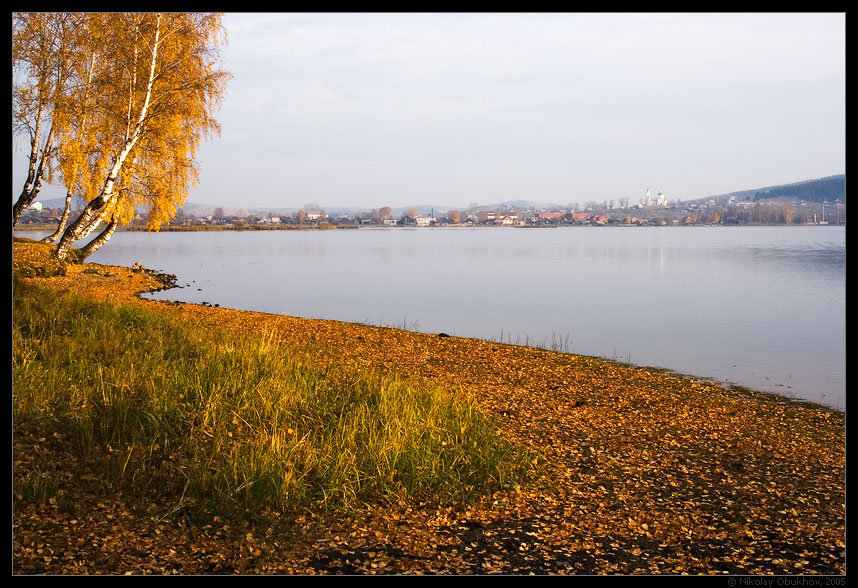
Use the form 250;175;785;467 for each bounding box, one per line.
13;12;846;211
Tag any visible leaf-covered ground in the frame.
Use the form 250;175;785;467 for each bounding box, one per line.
12;241;845;575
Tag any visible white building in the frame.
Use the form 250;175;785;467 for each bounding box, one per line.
643;187;668;207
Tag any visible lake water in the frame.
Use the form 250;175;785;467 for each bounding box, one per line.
19;225;846;411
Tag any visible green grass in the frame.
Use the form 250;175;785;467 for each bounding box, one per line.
12;277;534;521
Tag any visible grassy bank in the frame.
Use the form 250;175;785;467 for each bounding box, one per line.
13;275;534;522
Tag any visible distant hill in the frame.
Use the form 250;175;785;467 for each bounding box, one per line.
751;175;845;203
32;194;89;211
702;175;846;204
177;203;249;218
29;197;251;219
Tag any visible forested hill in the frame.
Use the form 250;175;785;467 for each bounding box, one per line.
752;175;845;203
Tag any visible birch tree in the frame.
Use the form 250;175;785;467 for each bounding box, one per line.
12;13;80;226
50;13;230;261
40;15;103;244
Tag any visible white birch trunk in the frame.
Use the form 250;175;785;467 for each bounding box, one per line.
76;214;119;260
12;107;53;226
18;102;44;199
40;191;73;243
55;16;162;261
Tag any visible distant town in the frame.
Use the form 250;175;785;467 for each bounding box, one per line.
17;176;846;230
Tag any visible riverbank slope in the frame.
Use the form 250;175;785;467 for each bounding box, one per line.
12;240;845;575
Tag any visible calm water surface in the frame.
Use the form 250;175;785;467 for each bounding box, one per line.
26;225;845;410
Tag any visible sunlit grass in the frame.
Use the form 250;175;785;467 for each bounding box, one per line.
13;277;534;520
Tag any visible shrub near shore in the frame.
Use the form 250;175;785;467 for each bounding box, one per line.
12;275;534;521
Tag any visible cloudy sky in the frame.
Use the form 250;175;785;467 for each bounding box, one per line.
13;12;846;211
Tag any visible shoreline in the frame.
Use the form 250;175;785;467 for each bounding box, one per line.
12;240;846;574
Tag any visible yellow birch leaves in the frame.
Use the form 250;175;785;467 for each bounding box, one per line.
13;12;231;255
